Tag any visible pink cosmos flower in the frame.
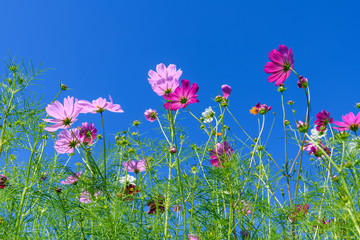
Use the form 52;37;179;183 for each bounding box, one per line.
80;122;97;145
221;85;232;99
122;159;147;173
314;110;333;132
333;112;360;132
54;128;83;154
79;190;102;204
297;76;308;88
172;204;182;212
164;79;199;111
264;45;294;86
43;96;82;132
210;141;234;168
303;141;330;159
144;109;158;122
188;234;200;240
78;95;124;114
250;103;271;115
148;63;182;96
0;174;9;189
61;171;82;185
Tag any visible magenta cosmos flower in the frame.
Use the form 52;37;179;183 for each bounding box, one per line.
314;110;333;132
147;195;165;214
80;122;97;145
54;128;83;154
43;96;82;132
333;112;360;133
188;234;200;240
61;171;82;185
122;159;147;173
303;141;330;159
78;95;123;114
148;63;182;96
210;141;234;168
0;174;9;189
250;103;271;115
164;79;199;111
80;190;102;204
221;85;232;99
144;109;158;122
264;45;294;86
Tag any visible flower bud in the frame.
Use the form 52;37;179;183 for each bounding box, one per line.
257;145;264;151
332;175;339;182
277;84;286;92
215;95;223;103
284;120;290;126
356;102;360;109
287;100;294;105
297;121;309;133
169;147;177;154
60;83;68;91
9;65;17;72
133;120;140;126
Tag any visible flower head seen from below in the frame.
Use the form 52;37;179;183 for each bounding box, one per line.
297;76;309;88
148;63;182;96
61;172;82;185
119;175;136;185
297;121;309;133
0;174;9;189
221;85;232;99
250;103;271;115
303;141;330;159
188;234;200;240
164;79;199;111
118;184;140;201
147;195;165;215
79;95;124;114
202;107;215;123
79;190;102;204
122;159;147;173
144;109;158;122
310;127;327;140
43;96;82;132
333;112;360;133
80;122;97;145
54;128;83;154
264;45;294;86
315;110;333;132
210;141;234;168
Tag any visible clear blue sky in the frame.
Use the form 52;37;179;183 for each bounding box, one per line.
1;0;360;163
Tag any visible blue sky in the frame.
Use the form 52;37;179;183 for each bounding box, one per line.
1;0;360;164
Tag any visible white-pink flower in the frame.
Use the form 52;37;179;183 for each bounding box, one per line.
148;63;182;96
79;190;102;203
61;171;82;185
78;95;124;114
43;96;82;132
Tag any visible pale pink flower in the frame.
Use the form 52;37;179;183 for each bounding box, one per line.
221;85;232;99
164;79;199;111
148;63;182;96
78;95;124;114
54;128;83;154
80;122;97;145
61;171;82;185
122;159;147;173
144;109;158;122
333;112;360;133
188;234;200;240
79;190;102;203
43;96;82;132
264;45;294;86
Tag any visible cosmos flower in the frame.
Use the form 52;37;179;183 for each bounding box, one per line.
264;45;294;86
43;96;82;132
333;112;360;133
79;190;102;204
303;141;330;159
61;172;82;185
148;63;182;96
80;122;97;145
78;95;124;114
210;141;234;168
118;184;140;201
119;175;136;185
164;79;199;111
314;110;333;132
188;234;200;240
250;103;271;115
54;128;83;154
122;159;147;173
310;127;327;140
144;109;158;122
147;195;165;214
221;85;232;99
0;174;9;189
297;76;308;88
202;107;215;123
